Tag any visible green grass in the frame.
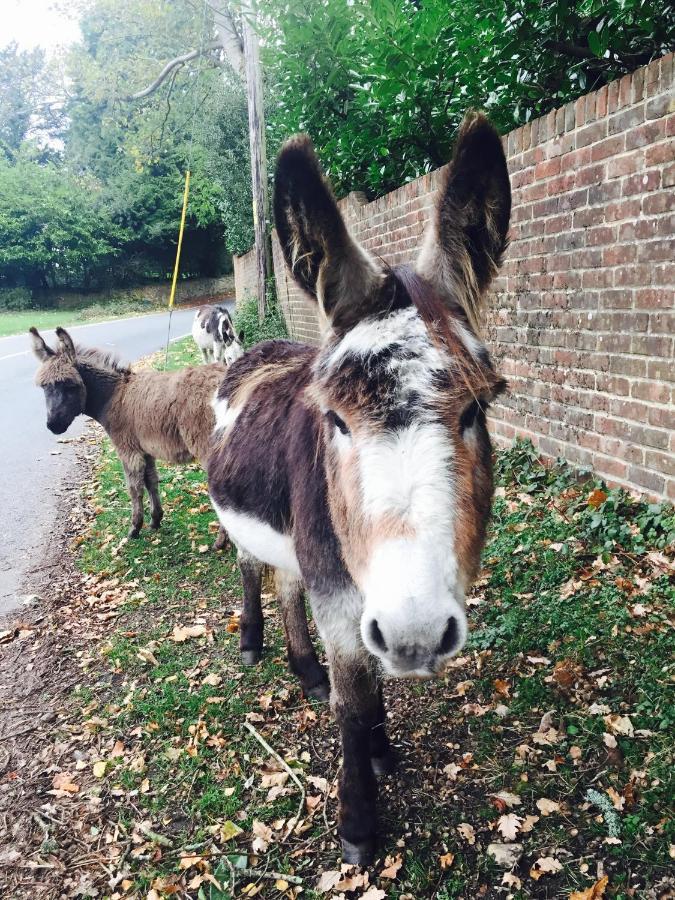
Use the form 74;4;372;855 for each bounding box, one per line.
0;298;160;337
65;337;674;899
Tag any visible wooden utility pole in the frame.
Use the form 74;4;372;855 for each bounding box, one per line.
241;9;270;322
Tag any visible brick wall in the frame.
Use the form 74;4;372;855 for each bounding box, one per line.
236;55;675;501
233;250;258;305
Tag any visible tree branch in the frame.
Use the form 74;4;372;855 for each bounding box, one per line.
125;40;222;100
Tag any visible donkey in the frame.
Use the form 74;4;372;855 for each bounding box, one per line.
192;305;244;364
30;327;228;548
207;112;510;864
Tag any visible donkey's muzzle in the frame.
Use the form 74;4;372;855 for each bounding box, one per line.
47;418;69;435
365;615;463;677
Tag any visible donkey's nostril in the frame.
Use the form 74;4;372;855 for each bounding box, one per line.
369;619;388;653
438;617;459;655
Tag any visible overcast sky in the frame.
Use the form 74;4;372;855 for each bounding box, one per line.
5;0;81;53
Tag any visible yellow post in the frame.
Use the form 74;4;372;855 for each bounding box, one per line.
168;170;191;309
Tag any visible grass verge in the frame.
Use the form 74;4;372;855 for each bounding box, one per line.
42;337;675;899
0;299;160;338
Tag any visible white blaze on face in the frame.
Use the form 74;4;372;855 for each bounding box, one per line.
355;422;468;675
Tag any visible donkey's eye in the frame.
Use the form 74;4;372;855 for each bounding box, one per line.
459;399;486;433
326;410;350;436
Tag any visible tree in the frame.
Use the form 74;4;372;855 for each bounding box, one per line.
0;151;123;290
258;0;674;198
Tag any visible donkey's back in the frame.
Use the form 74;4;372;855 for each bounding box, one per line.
111;363;227;467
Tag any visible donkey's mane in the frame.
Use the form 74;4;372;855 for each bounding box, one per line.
75;345;130;376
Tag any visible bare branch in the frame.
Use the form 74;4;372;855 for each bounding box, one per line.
208;0;245;78
125;40;222;101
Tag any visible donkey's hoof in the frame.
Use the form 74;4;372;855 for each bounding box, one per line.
150;519;162;531
127;527;141;539
341;837;375;867
212;536;229;551
371;749;397;778
305;680;330;703
241;649;262;666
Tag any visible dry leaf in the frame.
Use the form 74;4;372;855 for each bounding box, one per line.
51;772;79;793
172;623;207;643
457;823;476;844
219;820;243;841
492;790;521;808
497;814;522;841
92;760;107;778
603;732;618;749
179;855;203;870
520;814;540;833
202;673;222;686
488;843;523;868
604;714;634;737
536;797;561;816
587;488;607;508
443;763;462;780
380;853;403;879
361;889;386;900
570;876;609;900
530;856;563;880
251;819;274;853
439;852;455;869
316;871;341;893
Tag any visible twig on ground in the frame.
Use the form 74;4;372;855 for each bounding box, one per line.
136;822;174;847
243;720;306;839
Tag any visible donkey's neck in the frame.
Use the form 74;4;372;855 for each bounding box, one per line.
78;362;125;424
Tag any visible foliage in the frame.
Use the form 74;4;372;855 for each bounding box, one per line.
0;42;64;158
0;151;123;290
259;0;675;197
0;287;33;311
63;0;248;283
234;282;288;347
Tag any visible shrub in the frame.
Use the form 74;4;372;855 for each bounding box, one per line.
234;282;288;347
0;286;33;310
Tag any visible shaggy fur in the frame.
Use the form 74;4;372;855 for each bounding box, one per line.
209;112;511;863
30;327;228;543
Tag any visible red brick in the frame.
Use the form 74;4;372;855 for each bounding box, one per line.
622;170;661;195
591;134;626;161
625;119;667;150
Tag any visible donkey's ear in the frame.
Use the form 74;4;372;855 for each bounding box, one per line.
274;135;383;331
416;112;511;333
55;327;77;361
29;327;55;362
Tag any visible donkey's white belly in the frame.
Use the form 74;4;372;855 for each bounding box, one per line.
213;502;301;576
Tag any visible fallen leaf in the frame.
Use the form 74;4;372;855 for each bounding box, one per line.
587;488;607;508
488;843;523;868
219;820;243;841
520;814;540;833
51;772;79;793
439;852;455;869
179;855;203;870
172;623;207;643
530;856;563;880
275;880;289;891
92;760;107;778
492;790;521;808
603;733;618;749
202;673;222;686
361;889;386;900
604;714;634;737
251;819;273;853
497;814;522;841
536;797;561;816
316;871;341;893
457;823;476;845
380;853;403;879
570;876;609;899
443;763;462;780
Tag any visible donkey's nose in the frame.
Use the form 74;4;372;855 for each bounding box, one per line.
365;616;462;675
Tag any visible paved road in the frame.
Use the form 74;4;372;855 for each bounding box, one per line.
0;308;202;615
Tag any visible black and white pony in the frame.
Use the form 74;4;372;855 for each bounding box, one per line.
192;304;244;364
207;113;511;864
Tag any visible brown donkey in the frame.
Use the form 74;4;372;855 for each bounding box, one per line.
207;112;511;863
30;327;228;546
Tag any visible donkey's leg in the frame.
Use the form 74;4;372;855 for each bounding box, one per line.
212;526;229;551
328;647;381;865
144;457;163;530
239;551;264;665
370;685;396;777
200;348;209;364
275;569;329;702
122;458;145;539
